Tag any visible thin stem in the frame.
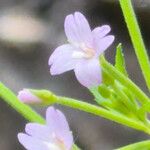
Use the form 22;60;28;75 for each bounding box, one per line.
116;140;150;150
119;0;150;90
0;82;45;124
56;96;150;134
100;56;150;105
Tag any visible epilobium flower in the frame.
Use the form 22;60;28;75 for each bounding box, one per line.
18;107;73;150
18;89;41;104
49;12;114;87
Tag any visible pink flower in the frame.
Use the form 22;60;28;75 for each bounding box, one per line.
49;12;114;87
18;89;41;104
18;107;73;150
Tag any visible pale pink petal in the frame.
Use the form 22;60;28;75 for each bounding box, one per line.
61;131;73;150
94;35;114;56
25;123;53;142
17;89;41;104
46;107;70;132
56;110;73;149
74;12;92;45
46;107;73;149
64;14;82;43
18;133;50;150
92;25;111;38
49;44;78;75
64;12;92;45
74;59;101;87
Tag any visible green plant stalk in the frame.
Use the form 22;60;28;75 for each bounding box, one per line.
100;56;150;105
0;82;45;124
116;140;150;150
119;0;150;90
55;96;150;134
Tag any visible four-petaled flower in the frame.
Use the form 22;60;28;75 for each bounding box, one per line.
49;12;114;87
18;107;73;150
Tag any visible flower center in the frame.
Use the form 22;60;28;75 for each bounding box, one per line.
72;42;95;59
47;132;66;150
46;143;62;150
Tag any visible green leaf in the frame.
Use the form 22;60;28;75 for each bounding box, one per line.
116;140;150;150
115;43;128;76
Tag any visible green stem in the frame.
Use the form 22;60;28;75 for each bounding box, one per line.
100;56;150;105
116;140;150;150
55;96;150;134
0;82;45;124
119;0;150;90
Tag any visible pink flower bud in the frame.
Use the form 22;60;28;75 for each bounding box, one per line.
18;89;41;104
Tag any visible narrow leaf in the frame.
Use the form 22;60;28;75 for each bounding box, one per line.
115;43;128;76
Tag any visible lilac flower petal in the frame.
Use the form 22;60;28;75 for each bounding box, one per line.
46;107;70;132
92;25;111;39
64;12;92;45
94;35;114;56
18;133;51;150
74;59;101;87
74;12;92;45
64;14;82;43
18;89;41;104
56;110;73;149
60;131;73;150
49;44;78;75
25;123;53;142
46;107;73;149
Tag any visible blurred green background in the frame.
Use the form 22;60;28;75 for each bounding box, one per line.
0;0;150;149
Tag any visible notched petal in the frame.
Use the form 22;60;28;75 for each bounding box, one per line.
92;25;111;38
94;35;115;56
74;59;101;87
49;44;78;75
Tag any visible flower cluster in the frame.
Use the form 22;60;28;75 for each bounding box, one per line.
17;12;114;150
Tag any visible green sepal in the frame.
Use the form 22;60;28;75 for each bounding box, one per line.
115;43;128;76
89;87;107;104
102;69;114;85
98;84;111;98
89;86;113;109
30;89;58;105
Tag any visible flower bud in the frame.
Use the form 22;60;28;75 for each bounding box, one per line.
18;89;41;104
